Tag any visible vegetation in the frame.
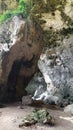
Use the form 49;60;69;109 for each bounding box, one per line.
32;0;66;13
19;109;55;127
0;0;67;23
0;0;73;40
0;0;32;23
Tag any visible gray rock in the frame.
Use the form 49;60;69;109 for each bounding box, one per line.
22;95;32;105
64;104;73;115
26;73;47;95
32;35;73;106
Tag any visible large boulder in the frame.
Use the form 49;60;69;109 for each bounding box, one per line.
28;0;73;106
32;35;73;106
0;16;43;101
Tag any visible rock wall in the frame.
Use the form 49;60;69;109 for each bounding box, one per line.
26;0;73;106
37;36;73;106
0;0;73;105
0;16;43;101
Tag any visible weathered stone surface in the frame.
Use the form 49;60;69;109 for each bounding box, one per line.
40;10;67;31
64;104;73;115
32;35;73;106
22;95;32;105
64;0;73;20
0;0;73;104
27;0;73;106
0;16;43;100
26;72;47;95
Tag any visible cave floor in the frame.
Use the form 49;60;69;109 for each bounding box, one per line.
0;102;73;130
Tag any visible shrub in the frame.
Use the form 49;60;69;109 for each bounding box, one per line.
0;0;32;23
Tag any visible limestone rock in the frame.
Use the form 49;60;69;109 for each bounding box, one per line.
64;0;73;20
41;10;67;31
32;35;73;106
64;104;73;115
0;16;43;100
26;73;47;95
27;0;73;106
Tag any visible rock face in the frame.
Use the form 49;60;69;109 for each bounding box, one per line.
38;35;73;104
0;0;73;105
27;0;73;106
0;16;43;101
31;35;73;106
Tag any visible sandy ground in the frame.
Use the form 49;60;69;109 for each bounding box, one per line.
0;102;73;130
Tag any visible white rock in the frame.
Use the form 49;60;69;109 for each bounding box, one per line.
64;0;73;20
3;43;9;52
64;104;73;115
41;10;67;31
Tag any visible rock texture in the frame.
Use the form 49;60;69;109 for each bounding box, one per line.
27;0;73;106
30;35;73;106
36;36;73;105
0;0;73;105
26;72;46;96
64;0;73;20
0;16;43;101
64;104;73;115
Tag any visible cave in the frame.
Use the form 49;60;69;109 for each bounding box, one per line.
6;55;36;102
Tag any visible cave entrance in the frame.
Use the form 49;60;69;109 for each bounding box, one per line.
6;56;35;102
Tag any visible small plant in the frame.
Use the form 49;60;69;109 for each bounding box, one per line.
19;108;55;127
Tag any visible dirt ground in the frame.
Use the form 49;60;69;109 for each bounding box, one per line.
0;102;73;130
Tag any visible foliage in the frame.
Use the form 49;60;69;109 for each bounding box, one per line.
19;109;55;127
32;0;66;13
0;0;32;23
43;30;60;48
0;0;67;23
60;27;73;36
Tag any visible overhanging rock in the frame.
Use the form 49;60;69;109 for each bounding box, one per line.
0;16;43;100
